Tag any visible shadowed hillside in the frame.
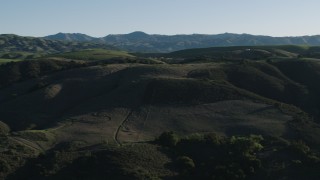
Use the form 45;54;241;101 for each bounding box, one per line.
1;46;320;179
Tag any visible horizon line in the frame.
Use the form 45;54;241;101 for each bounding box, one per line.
1;31;320;38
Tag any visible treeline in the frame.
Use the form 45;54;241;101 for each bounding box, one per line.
3;132;320;179
156;132;320;180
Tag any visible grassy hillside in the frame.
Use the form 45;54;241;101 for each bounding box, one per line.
51;49;135;61
0;59;21;64
45;49;165;65
0;60;314;138
165;45;320;62
0;59;87;88
1;45;320;179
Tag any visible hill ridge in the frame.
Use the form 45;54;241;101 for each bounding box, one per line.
43;32;320;52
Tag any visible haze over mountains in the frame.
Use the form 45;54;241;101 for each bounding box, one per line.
0;34;115;54
44;31;320;52
2;32;320;54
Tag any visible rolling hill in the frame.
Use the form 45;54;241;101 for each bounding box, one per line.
49;49;136;61
166;45;302;59
1;46;320;179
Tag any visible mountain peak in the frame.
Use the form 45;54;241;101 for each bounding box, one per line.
129;31;148;35
127;31;149;37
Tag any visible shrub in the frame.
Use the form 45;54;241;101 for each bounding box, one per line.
0;121;10;135
289;140;310;155
176;156;195;170
204;133;224;145
229;135;264;157
157;131;179;147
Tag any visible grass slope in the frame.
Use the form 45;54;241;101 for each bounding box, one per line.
51;49;136;61
1;46;320;179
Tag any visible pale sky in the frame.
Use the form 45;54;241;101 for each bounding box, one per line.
1;0;320;37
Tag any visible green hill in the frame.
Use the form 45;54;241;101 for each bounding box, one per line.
1;46;320;179
51;49;135;61
47;49;166;65
166;45;311;60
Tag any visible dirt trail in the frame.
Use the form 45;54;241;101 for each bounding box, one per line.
114;109;134;145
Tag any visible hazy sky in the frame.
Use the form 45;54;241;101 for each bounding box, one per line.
1;0;320;37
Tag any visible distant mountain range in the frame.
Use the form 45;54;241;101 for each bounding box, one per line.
0;34;115;54
2;32;320;54
44;31;320;52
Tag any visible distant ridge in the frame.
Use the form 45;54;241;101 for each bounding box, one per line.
0;34;115;54
43;31;320;52
45;32;96;42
